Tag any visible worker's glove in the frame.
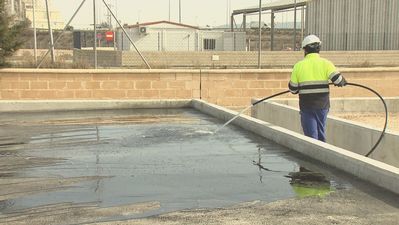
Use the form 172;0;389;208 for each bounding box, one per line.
335;77;347;87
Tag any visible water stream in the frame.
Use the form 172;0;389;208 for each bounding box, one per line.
214;105;253;134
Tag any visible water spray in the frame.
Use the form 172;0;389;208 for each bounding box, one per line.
213;90;290;133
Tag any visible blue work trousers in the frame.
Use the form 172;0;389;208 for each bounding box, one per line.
300;108;329;142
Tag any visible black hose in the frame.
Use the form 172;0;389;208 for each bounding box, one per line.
251;83;387;157
252;90;290;106
345;82;388;157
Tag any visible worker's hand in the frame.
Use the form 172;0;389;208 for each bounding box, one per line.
335;77;347;87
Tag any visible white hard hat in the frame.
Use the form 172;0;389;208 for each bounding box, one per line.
301;35;321;48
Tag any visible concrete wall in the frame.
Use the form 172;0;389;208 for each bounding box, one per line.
0;69;201;100
251;98;399;168
0;99;192;112
1;68;399;110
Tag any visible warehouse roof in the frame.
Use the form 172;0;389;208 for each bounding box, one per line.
233;0;311;15
124;21;199;30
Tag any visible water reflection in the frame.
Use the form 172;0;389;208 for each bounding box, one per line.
253;146;286;183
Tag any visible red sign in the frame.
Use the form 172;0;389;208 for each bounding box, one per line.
105;31;114;42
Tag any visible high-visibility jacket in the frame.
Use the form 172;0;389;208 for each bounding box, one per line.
288;53;343;109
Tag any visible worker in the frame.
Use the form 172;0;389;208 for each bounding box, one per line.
288;34;347;142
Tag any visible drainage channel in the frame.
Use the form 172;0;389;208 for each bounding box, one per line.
0;108;354;221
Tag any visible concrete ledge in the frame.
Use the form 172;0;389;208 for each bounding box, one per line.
2;67;399;74
191;99;399;195
274;97;399;113
251;98;399;168
0;100;192;112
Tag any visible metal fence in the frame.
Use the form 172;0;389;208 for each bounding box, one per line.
7;0;399;69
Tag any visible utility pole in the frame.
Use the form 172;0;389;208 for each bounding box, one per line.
106;1;112;28
226;0;230;27
301;6;304;42
102;0;151;69
37;0;87;68
32;0;37;65
45;0;55;64
11;0;14;15
93;0;97;68
293;0;297;50
179;0;181;23
258;0;262;69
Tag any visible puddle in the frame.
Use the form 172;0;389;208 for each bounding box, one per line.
0;108;351;219
285;167;334;198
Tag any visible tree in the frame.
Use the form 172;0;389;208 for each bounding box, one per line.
0;0;30;67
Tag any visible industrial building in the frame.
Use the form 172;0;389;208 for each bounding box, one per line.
307;0;399;50
4;0;65;29
232;0;399;51
116;21;246;52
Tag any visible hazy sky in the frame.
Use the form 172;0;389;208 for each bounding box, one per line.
52;0;285;29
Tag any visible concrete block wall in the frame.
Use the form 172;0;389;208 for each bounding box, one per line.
0;68;399;109
0;69;200;100
198;68;399;109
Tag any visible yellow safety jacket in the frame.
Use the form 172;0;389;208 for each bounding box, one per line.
288;53;343;109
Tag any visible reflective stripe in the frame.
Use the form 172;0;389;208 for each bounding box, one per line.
333;75;343;85
290;89;299;94
297;81;329;94
299;83;329;88
299;88;330;94
289;81;299;94
289;81;299;87
329;71;341;80
329;72;343;85
298;80;329;86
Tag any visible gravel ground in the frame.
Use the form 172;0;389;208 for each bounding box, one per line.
92;190;399;225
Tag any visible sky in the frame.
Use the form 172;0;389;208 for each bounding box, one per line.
52;0;291;29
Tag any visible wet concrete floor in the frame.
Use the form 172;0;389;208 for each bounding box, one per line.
0;108;397;224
